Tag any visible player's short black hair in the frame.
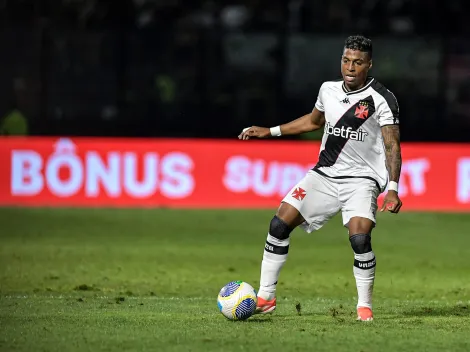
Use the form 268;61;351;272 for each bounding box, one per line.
344;35;372;59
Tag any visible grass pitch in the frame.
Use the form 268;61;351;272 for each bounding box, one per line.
0;207;469;351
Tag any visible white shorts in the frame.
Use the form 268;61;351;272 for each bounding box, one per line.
282;170;380;233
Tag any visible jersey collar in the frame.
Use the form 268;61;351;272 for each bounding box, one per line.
342;77;374;95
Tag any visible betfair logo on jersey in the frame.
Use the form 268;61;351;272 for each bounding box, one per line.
325;122;368;142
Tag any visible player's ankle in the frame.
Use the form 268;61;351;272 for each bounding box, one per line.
257;290;276;301
357;304;372;309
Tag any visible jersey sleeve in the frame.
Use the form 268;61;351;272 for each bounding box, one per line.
314;83;326;112
377;91;399;127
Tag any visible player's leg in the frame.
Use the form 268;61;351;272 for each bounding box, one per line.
256;202;305;313
340;178;379;321
256;171;340;314
348;217;376;321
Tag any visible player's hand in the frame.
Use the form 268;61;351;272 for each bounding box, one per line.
238;126;270;140
380;191;402;214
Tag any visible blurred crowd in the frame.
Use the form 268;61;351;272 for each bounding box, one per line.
1;0;463;34
0;0;468;141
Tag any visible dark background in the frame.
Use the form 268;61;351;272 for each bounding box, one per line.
0;0;468;141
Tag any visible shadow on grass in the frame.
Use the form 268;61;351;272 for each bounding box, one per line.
243;317;273;323
402;305;469;317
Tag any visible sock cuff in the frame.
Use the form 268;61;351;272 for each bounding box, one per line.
265;234;290;255
267;234;289;246
354;251;376;269
354;251;374;261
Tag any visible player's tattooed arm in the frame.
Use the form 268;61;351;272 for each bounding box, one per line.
381;125;402;182
381;124;403;213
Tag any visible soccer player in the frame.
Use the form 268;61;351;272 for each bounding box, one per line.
238;35;402;321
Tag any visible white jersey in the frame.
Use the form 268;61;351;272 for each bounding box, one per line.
313;77;399;191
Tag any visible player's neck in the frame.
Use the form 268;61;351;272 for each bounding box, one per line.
343;77;372;92
344;83;364;92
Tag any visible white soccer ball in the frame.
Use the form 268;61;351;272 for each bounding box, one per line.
217;281;257;320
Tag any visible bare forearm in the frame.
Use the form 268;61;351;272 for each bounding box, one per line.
239;109;324;140
280;112;323;135
385;143;401;182
382;125;402;182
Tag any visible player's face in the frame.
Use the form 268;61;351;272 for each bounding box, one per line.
341;48;372;91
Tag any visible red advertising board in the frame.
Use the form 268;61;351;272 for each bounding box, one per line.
0;137;469;211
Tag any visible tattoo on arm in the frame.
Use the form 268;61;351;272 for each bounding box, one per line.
382;125;402;183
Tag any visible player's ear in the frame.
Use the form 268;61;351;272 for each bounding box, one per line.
368;59;373;69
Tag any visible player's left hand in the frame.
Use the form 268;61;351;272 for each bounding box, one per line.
238;126;270;140
380;191;402;214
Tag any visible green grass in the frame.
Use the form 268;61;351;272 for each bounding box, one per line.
0;207;469;352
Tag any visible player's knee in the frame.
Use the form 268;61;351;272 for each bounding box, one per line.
349;234;372;254
269;216;293;240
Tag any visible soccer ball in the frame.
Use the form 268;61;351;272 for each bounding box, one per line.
217;281;257;320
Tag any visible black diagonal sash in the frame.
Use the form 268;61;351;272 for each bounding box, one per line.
316;96;375;168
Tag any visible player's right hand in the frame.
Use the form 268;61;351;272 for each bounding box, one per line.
238;126;271;140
